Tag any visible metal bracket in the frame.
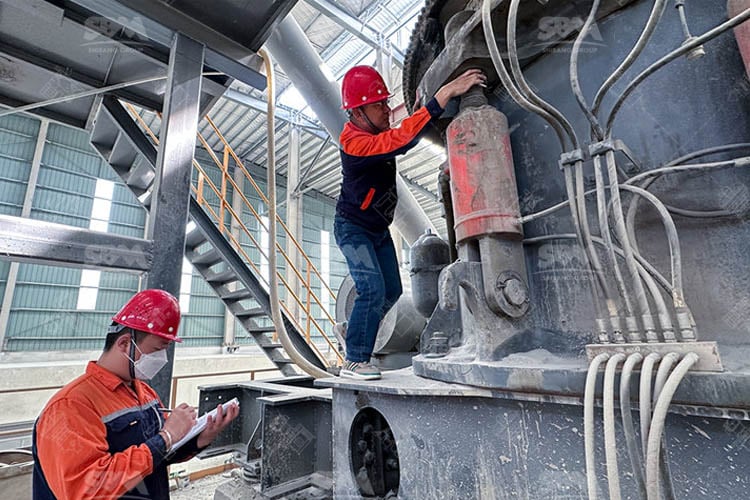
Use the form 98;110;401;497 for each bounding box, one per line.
585;341;724;372
588;139;642;174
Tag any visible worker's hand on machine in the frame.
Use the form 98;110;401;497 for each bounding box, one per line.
163;403;197;442
196;401;240;448
434;69;487;108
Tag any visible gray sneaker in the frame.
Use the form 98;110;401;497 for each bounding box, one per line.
340;360;381;380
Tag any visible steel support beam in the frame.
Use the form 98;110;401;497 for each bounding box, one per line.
147;33;204;405
293;136;331;195
0;39;163;112
0;119;48;351
0;214;153;272
222;89;325;136
265;16;435;245
304;0;404;67
66;0;266;90
0;95;84;129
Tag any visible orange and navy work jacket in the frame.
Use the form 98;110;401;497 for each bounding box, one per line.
335;97;444;231
32;361;202;499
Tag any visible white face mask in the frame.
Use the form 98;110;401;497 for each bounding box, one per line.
128;345;169;380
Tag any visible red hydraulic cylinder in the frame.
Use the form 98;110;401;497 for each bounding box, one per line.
729;0;750;78
447;106;522;244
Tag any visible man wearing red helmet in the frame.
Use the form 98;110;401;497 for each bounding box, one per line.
336;66;486;380
32;289;239;499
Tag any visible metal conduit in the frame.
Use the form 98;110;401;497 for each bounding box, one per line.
259;48;330;379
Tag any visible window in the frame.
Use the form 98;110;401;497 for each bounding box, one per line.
179;257;192;313
76;179;114;310
89;179;114;233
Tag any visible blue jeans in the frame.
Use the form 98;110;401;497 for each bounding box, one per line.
334;215;402;363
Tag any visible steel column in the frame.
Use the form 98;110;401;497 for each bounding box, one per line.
265;16;435;246
0;119;48;351
147;33;205;405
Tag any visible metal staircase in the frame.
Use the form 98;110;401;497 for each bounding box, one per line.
88;95;331;376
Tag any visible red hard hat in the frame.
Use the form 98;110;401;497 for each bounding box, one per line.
341;66;390;110
112;289;182;342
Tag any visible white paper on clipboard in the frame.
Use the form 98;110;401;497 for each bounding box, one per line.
170;397;240;452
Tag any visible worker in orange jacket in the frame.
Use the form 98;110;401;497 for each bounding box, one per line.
335;65;486;380
32;289;239;499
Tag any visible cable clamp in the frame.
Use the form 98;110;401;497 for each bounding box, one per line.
589;139;642;173
558;149;586;170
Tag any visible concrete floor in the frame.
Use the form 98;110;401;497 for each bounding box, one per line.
172;471;233;500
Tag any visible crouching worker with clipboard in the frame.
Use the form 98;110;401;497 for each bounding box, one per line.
32;290;240;499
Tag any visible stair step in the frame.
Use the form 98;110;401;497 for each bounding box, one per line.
191;248;223;266
245;325;276;334
221;288;253;302
91;142;113;162
184;228;207;249
234;306;265;318
108;163;131;179
205;269;238;285
129;185;148;198
258;342;283;350
126;158;155;191
140;190;152;209
272;358;295;365
109;132;138;169
90;112;118;149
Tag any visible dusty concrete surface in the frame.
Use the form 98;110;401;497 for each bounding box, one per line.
171;471;233;500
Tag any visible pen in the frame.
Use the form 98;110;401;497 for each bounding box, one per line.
158;408;173;413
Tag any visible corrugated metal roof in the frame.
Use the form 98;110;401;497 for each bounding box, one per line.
201;0;449;236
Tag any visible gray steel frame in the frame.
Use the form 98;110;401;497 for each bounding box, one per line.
147;33;204;405
0;214;153;273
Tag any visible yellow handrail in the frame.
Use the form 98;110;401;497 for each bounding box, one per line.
194;131;339;328
203;116;338;301
123;103;343;365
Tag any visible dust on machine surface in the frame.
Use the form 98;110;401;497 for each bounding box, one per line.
202;1;750;499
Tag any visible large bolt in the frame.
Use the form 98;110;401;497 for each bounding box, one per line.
424;331;449;358
502;278;528;306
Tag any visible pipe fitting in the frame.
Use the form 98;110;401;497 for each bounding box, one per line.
675;306;697;341
459;85;488;110
625;316;641;343
596;317;611;343
658;313;676;342
609;315;626;344
642;314;659;343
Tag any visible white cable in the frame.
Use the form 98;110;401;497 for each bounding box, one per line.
604;353;626;500
639;353;661;455
620;353;646;497
585;353;610;500
259;48;329;379
652;352;680;500
653;353;680;403
646;353;699;499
